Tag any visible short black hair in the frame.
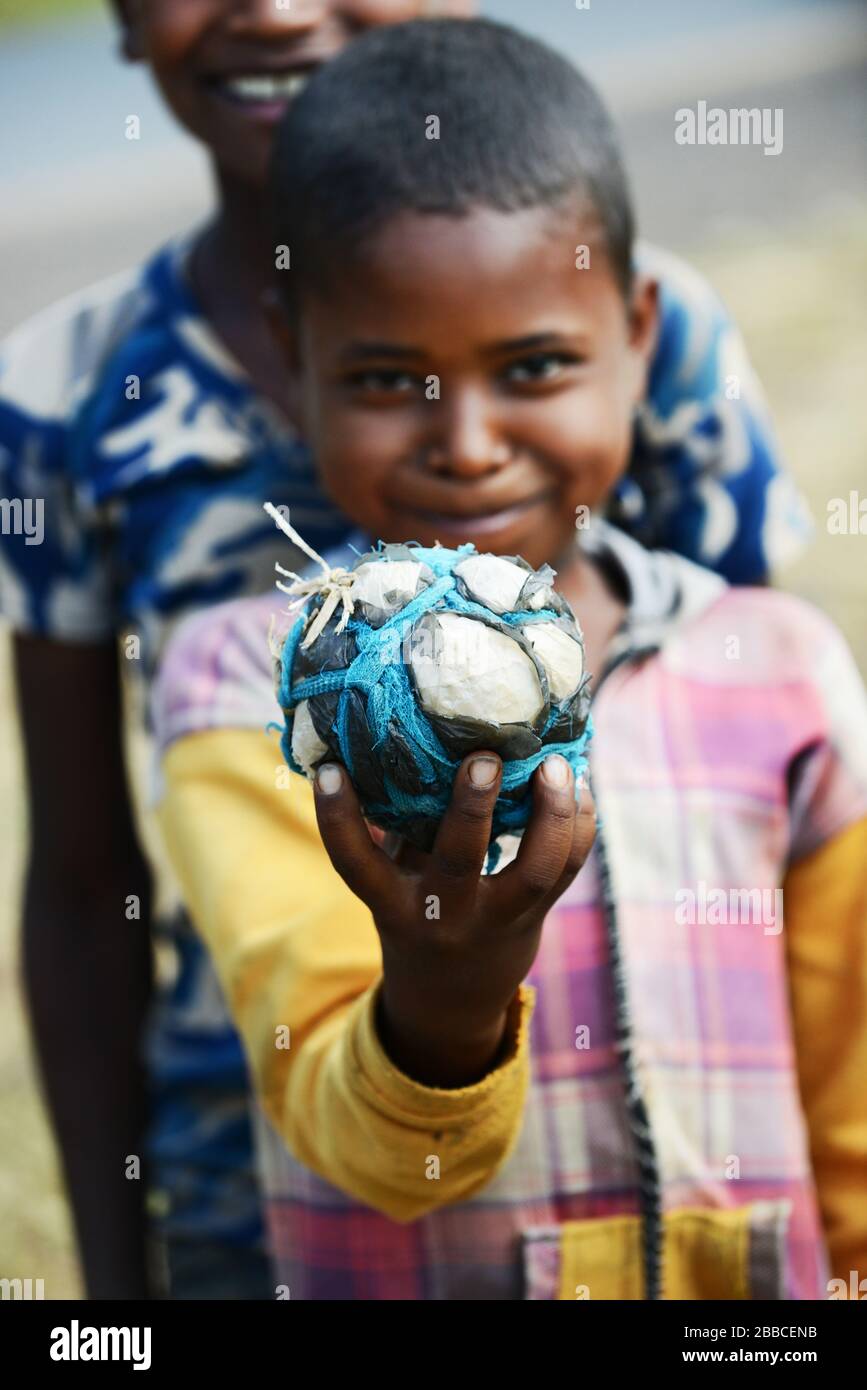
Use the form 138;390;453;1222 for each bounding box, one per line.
271;17;635;308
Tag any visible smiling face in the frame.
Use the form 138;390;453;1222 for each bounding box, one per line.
115;0;475;186
278;204;657;569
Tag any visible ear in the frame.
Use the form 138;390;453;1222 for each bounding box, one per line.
626;273;659;405
262;287;306;434
112;0;145;63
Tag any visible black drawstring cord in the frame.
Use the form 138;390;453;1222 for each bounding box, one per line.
590;644;665;1300
594;820;664;1300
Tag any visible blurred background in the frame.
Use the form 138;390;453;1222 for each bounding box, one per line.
1;0;865;1297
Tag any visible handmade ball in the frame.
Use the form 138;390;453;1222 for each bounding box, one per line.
274;542;592;857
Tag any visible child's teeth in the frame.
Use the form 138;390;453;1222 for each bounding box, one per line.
224;73;308;102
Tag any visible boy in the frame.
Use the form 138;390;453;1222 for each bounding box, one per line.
154;19;867;1299
0;2;811;1297
0;0;476;1303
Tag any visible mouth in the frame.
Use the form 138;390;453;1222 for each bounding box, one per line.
204;68;314;122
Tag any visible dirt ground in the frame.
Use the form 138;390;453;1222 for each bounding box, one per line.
0;204;865;1298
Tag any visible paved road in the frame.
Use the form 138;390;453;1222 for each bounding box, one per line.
0;0;864;332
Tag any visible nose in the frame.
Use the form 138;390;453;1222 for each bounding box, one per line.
425;390;511;479
226;0;329;38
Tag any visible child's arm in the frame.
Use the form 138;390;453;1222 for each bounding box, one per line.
314;752;594;1088
783;815;867;1285
14;634;153;1300
158;729;594;1221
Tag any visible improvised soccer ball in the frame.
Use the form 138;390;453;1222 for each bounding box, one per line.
274;540;592;854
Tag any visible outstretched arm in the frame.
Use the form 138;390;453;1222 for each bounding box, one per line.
158;727;595;1222
14;635;153;1299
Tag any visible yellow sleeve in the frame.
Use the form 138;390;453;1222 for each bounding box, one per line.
784;815;867;1280
157;727;534;1223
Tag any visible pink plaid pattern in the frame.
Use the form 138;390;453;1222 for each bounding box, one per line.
154;539;867;1300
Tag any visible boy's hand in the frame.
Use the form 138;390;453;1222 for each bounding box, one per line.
313;753;595;1087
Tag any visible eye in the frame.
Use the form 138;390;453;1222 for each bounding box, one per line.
501;352;581;386
347;368;420;395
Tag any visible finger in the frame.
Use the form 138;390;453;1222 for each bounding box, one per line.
429;752;502;891
532;783;597;919
314;764;394;907
382;833;432;875
487;755;577;919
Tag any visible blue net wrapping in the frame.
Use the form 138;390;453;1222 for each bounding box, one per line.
273;540;593;865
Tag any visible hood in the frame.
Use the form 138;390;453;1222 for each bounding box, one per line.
580;517;728;681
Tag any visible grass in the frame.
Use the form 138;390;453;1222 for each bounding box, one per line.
0;205;865;1298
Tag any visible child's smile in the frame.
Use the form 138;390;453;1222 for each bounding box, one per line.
118;1;474;186
282;204;657;572
202;66;314;126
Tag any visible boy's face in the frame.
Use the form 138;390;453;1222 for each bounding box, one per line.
280;205;657;570
116;1;474;186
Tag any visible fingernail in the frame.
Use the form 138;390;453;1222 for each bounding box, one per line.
316;764;343;795
468;756;498;787
542;756;569;788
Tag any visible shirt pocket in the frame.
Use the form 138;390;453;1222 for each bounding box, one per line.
522;1200;790;1300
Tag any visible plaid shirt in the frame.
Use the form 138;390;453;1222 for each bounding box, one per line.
154;524;867;1299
